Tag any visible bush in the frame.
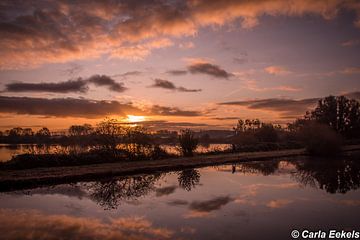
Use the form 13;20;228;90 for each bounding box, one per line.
178;129;198;157
255;123;278;142
149;145;172;160
300;121;343;156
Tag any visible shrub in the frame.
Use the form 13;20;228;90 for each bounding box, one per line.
300;121;343;156
178;129;198;157
255;123;278;142
150;145;172;160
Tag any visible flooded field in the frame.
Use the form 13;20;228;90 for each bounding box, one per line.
0;156;359;239
0;144;232;162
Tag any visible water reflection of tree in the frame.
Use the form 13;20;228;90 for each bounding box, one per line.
177;169;200;191
86;174;162;209
292;157;360;194
237;161;280;176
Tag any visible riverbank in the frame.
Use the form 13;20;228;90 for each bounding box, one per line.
1;145;360;192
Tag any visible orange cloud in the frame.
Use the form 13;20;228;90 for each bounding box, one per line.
336;199;360;206
179;41;195;49
110;38;174;61
341;39;360;47
0;208;173;240
189;0;359;29
266;199;293;208
183;210;212;219
265;66;291;75
275;85;302;92
2;1;360;69
242;80;301;92
341;67;360;74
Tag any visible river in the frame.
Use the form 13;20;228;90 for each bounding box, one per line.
0;155;359;239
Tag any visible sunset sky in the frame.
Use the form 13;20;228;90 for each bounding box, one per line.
1;0;360;131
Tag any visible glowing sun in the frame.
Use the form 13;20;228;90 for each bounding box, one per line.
126;115;146;122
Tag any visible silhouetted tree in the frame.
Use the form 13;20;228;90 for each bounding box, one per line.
239;161;279;176
255;123;278;142
36;127;51;137
8;127;24;137
69;124;93;136
234;119;262;134
287;118;308;133
308;95;360;138
293;156;360;194
87;174;162;209
95;118;124;154
22;128;34;136
234;119;245;134
177;169;200;191
178;129;198;157
232;119;281;148
122;126;153;160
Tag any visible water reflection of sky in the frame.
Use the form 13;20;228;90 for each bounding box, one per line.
1;158;360;239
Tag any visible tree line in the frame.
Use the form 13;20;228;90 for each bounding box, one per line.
1;95;359;158
231;95;360;155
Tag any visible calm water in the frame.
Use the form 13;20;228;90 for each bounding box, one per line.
0;143;231;162
0;144;61;162
0;156;359;239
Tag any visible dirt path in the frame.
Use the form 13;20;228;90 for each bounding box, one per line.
1;145;359;191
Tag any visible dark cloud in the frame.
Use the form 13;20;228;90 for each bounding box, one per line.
87;75;127;92
212;117;240;121
4;75;126;93
219;98;319;117
4;79;88;93
166;70;188;76
0;96;206;119
189;196;233;212
150;105;201;116
113;71;142;78
168;196;234;211
150;79;201;92
187;63;232;79
62;63;83;77
219;92;360;118
176;87;202;92
151;79;176;90
167;199;189;206
155;185;177;197
0;96;141;118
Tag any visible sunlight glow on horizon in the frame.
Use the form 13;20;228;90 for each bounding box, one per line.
125;115;146;123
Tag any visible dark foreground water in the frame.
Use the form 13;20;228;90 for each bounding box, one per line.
0;156;359;239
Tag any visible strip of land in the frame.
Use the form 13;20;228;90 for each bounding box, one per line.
1;145;360;192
